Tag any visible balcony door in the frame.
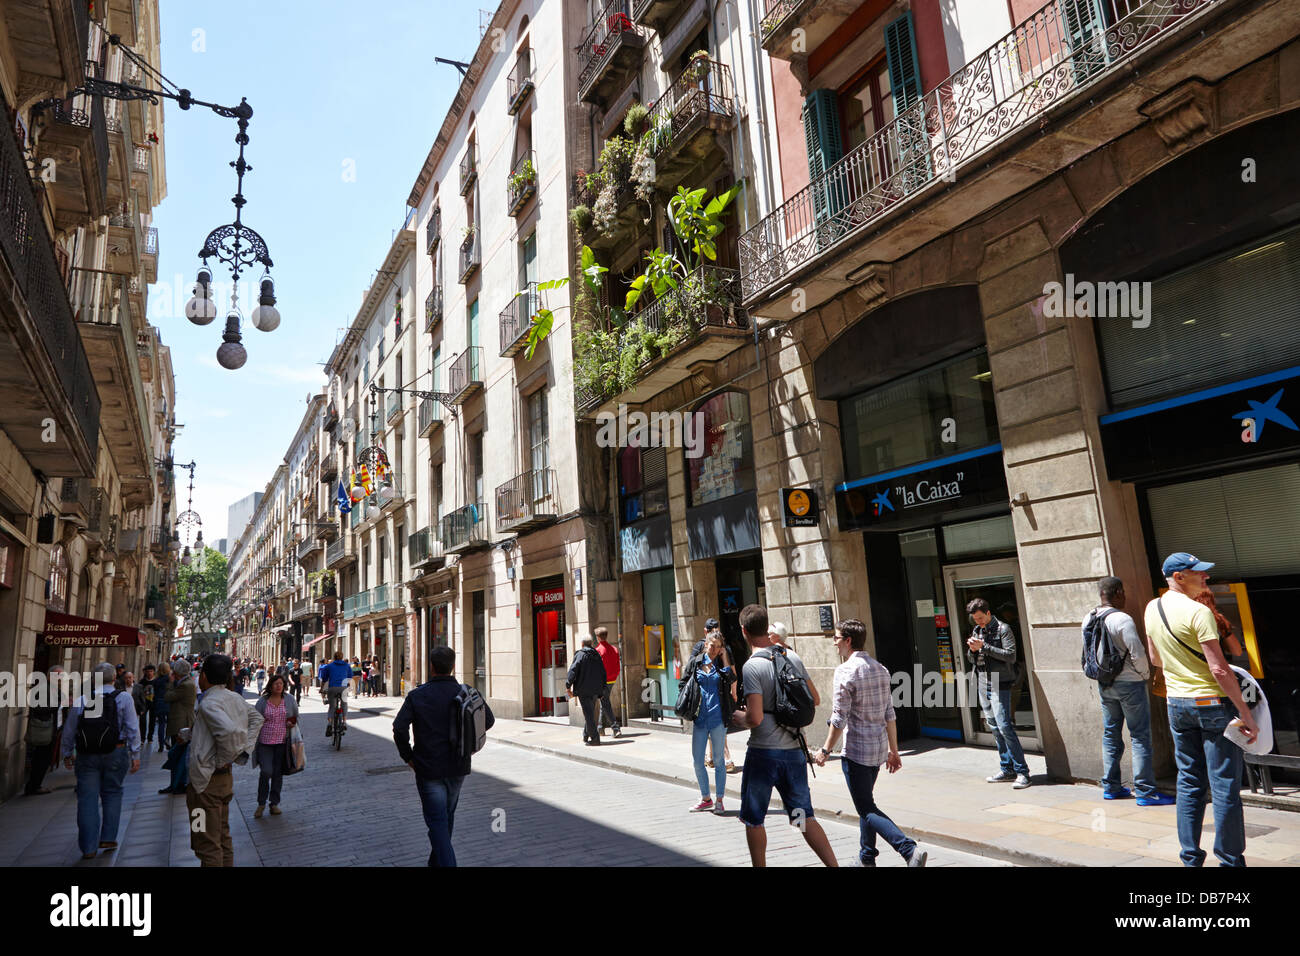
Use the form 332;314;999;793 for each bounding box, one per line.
528;389;550;506
519;232;538;312
468;298;480;380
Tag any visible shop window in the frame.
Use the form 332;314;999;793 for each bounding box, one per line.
620;441;668;524
839;349;998;482
686;391;755;506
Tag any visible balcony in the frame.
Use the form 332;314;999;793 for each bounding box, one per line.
631;0;692;31
297;536;317;561
131;144;151;191
418;395;444;437
581;266;750;412
150;525;169;556
507;151;538;218
324;401;339;430
459;146;477;196
142;226;158;283
0;141;106;484
499;284;538;358
506;49;535;115
144;600;167;628
426;207;441;254
325;532;356;569
319;451;339;486
106;205;144;276
39;93;110;231
425;285;443;332
342;590;371;620
69;267;152;503
409;525;445;570
644;59;736;192
440;503;489;553
495;469;557;534
759;0;859;60
291;594;314;620
578;0;646;107
740;0;1225;308
386;390;403;423
458;232;480;283
59;477;94;524
445;347;484;405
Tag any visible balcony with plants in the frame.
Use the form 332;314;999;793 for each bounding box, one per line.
572;185;749;415
577;0;646;106
569;134;643;251
640;55;736;193
507;48;534;115
507;151;538;218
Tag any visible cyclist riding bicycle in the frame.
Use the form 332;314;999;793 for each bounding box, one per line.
319;652;353;739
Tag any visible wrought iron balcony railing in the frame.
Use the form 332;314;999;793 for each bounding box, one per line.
446;347;484;404
0;119;101;458
59;477;94;518
499;284;538;357
440;502;488;552
507;150;537;217
495;469;557;534
739;0;1220;302
643;58;735;161
507;49;534;115
418;395;444;436
459;145;477;196
425;285;443;331
386;390;403;423
458;232;480;283
578;0;646;103
409;525;445;568
426;206;441;254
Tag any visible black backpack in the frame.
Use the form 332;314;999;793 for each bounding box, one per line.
1081;608;1129;687
767;646;816;730
76;690;121;754
449;684;488;760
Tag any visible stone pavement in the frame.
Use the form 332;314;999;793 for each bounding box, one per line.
0;687;1003;867
484;716;1300;867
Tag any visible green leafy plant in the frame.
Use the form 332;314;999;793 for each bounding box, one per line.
624;182;742;311
687;50;712;81
509;158;537;196
623;102;649;139
569;204;593;232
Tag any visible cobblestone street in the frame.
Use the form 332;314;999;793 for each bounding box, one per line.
1;689;1005;867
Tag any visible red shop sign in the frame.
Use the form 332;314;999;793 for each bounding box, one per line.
532;587;565;607
42;610;147;647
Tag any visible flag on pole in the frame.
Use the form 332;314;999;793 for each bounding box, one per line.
358;464;374;495
337;481;352;515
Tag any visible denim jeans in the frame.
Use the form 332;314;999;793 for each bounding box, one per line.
738;747;814;827
415;775;466;867
168;740;190;791
256;741;285;807
842;757;916;864
692;720;727;801
1099;680;1158;798
977;673;1029;776
1167;696;1246;867
152;711;168;747
75;747;129;854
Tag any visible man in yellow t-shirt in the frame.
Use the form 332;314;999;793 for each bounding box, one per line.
1144;552;1258;868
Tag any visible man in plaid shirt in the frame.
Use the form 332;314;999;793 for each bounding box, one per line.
814;619;926;867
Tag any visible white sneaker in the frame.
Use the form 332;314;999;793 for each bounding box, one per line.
1013;774;1032;789
907;847;928;867
712;800;725;815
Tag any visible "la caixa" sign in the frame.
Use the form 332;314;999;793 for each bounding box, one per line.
836;444;1008;532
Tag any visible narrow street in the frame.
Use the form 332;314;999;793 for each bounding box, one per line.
1;688;1005;868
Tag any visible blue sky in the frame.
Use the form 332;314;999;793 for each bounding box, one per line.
153;0;479;541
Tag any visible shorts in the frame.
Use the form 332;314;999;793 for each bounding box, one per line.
738;746;815;828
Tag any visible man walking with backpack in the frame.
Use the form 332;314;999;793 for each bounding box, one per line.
60;662;141;859
566;636;608;746
729;604;837;867
1145;553;1258;867
1084;576;1173;806
393;646;495;867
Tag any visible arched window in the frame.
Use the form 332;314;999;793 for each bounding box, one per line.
46;544;69;612
686;391;754;506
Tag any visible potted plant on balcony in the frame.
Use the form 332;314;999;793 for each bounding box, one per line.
687;50;712;82
623;102;649;139
569;205;593;233
509;158;537;198
460;224;477;245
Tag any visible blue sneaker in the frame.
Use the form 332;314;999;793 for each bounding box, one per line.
1137;793;1176;807
1103;787;1132;800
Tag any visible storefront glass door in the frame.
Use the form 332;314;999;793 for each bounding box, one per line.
943;559;1040;750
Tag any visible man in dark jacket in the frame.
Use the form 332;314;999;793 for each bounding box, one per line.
393;646;494;867
566;637;607;746
964;597;1031;788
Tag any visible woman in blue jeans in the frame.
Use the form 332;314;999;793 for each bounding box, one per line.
689;634;736;814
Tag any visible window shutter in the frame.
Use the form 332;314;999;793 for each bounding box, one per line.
1060;0;1109;84
884;13;922;113
802;89;844;240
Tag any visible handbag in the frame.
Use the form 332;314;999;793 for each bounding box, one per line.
284;724;306;775
673;659;701;721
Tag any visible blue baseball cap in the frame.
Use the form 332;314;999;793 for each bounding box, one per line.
1161;552;1214;576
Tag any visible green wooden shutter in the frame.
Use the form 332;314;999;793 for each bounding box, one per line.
884;12;930;196
802;89;845;243
1060;0;1109;85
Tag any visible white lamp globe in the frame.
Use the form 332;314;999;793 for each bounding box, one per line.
250;277;280;332
185;267;218;325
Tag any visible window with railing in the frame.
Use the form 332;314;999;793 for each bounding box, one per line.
507;48;534;114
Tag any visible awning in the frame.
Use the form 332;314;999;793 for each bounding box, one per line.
42;610;147;647
302;631;333;651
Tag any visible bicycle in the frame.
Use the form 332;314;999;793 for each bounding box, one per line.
330;693;347;750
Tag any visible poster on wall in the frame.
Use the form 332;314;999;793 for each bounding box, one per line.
645;625;665;669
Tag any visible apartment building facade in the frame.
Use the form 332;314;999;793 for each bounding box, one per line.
0;0;178;799
728;0;1300;780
